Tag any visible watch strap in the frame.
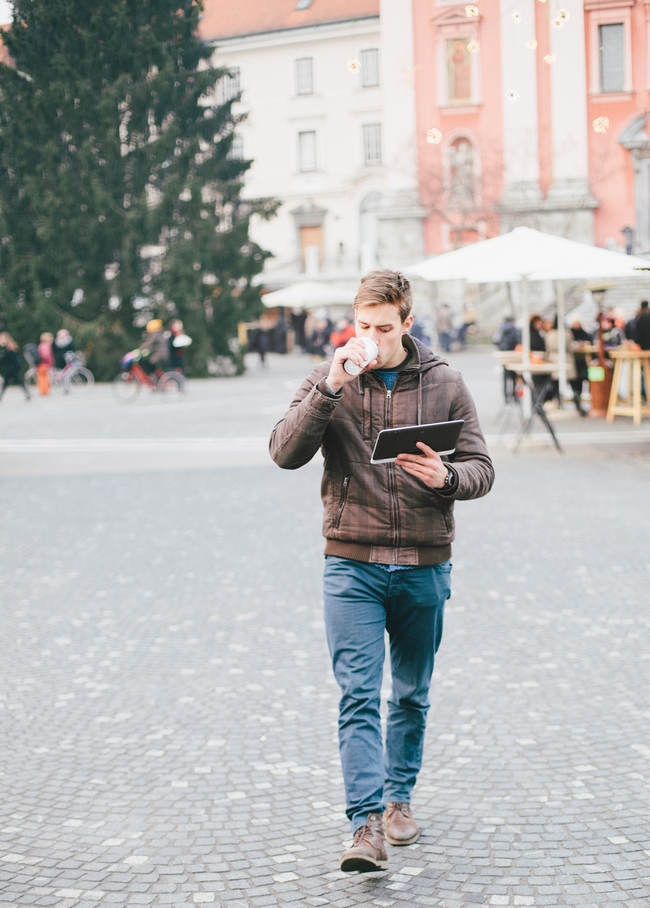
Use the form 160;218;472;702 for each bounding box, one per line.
441;465;457;493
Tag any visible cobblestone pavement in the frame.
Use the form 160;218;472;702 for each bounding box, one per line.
1;349;650;907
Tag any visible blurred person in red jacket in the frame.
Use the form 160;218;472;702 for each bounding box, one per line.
330;316;355;349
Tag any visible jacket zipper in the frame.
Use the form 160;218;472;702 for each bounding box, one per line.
388;376;451;541
333;476;350;529
385;387;399;562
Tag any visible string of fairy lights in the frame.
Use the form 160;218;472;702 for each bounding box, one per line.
347;2;610;147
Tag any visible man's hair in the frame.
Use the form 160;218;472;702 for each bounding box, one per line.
641;300;649;310
353;269;413;322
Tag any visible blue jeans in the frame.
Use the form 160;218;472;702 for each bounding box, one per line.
323;556;451;832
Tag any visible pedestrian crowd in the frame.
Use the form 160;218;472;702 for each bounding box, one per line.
0;316;193;401
270;303;478;367
0;327;75;400
492;300;650;413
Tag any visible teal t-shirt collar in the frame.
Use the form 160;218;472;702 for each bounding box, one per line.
374;350;412;389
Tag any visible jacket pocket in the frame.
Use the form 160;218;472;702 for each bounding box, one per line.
435;494;452;534
333;476;350;529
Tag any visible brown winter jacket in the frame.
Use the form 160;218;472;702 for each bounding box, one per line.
269;335;494;565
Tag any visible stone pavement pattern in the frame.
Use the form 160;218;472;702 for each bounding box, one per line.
1;350;650;907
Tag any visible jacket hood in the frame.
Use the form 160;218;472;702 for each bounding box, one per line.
358;333;446;383
401;334;447;373
355;334;450;426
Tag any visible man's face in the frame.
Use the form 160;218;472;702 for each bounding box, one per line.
354;303;413;369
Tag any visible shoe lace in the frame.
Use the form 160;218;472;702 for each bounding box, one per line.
353;824;371;845
387;801;411;817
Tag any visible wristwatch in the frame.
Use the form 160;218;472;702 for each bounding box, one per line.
442;466;456;490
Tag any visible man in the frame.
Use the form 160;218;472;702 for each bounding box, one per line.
270;270;494;873
168;319;187;372
632;301;650;402
457;302;476;348
435;303;454;353
53;328;74;370
633;300;650;350
492;315;521;403
140;319;169;373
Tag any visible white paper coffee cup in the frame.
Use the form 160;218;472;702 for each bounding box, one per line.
344;337;379;375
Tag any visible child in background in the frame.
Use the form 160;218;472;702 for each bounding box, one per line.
37;332;55;395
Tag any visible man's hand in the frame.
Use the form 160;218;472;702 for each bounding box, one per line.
325;337;378;393
396;442;448;489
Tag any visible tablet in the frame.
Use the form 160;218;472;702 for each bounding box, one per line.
370;420;465;464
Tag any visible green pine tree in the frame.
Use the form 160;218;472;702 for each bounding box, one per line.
0;0;277;378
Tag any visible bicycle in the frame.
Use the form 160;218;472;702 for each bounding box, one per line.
25;350;94;394
112;350;187;402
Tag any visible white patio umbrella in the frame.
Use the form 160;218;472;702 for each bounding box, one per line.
261;281;355;310
406;227;650;376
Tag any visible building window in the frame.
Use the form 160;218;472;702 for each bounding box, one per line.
218;67;241;104
447;39;472;104
361;49;380;87
298;131;317;171
227;135;244;160
295;57;314;95
363;124;382;166
587;4;632;95
599;23;625;93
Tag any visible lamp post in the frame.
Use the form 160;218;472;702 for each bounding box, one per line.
621;225;634;255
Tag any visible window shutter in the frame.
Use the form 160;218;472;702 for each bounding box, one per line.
219;68;241;104
361;49;380;87
295;57;314;95
363;124;382;166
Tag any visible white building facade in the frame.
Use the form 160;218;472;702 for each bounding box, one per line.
201;0;425;290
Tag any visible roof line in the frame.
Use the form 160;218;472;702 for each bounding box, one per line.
204;14;379;44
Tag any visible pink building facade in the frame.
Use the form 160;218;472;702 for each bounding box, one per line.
411;0;650;256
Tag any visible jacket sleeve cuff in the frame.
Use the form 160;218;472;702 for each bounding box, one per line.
318;377;343;399
436;464;459;496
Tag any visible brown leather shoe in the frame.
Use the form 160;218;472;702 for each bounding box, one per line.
384;801;420;845
339;812;388;872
